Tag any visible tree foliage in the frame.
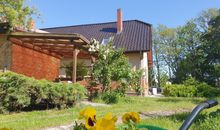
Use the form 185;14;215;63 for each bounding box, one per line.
0;0;36;29
173;21;202;83
175;9;220;86
91;39;143;93
153;8;220;86
195;8;220;32
92;39;131;92
200;11;220;86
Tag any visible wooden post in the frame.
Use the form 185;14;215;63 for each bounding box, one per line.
89;55;96;80
72;49;79;83
91;55;96;63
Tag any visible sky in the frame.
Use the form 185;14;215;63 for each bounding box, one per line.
28;0;220;29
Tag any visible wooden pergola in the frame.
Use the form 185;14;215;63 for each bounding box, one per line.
7;31;95;83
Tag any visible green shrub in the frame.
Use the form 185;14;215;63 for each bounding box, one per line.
101;91;120;104
163;77;220;97
0;72;31;112
0;71;87;113
114;79;127;97
129;70;143;95
186;77;220;97
163;84;197;97
183;77;200;86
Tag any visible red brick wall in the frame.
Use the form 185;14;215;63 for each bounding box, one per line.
11;44;60;81
147;50;153;69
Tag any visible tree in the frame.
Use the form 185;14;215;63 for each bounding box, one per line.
174;9;220;85
200;11;220;86
0;0;37;29
153;25;183;81
92;39;133;92
152;28;162;87
154;9;220;85
195;8;219;32
173;21;202;83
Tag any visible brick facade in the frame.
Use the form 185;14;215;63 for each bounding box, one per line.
147;50;153;68
10;44;60;81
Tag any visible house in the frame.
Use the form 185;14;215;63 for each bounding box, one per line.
42;9;153;94
0;9;152;95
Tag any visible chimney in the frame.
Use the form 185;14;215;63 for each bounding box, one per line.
117;8;123;33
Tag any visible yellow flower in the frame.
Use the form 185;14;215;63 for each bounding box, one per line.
79;107;96;121
122;112;140;124
79;107;97;130
85;117;96;130
95;112;117;130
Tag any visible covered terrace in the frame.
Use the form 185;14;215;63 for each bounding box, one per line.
5;31;96;82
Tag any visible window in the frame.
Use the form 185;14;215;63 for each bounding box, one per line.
101;36;114;45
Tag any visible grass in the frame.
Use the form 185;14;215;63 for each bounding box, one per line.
140;97;220;130
140;108;220;130
0;97;219;130
0;108;79;129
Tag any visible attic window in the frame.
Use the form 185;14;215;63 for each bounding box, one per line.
101;38;110;45
101;37;114;45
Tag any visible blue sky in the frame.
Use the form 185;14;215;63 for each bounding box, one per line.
29;0;220;29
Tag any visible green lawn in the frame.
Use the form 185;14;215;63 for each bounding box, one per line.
140;106;220;130
0;97;219;130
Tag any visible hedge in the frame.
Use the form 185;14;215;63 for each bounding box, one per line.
0;71;87;113
163;77;220;97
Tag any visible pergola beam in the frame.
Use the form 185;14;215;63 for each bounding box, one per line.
21;39;87;45
30;42;74;46
24;42;89;52
9;32;82;40
39;46;74;50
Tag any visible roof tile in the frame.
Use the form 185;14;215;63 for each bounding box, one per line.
42;20;152;52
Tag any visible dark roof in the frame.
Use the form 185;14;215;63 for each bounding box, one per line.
42;20;152;52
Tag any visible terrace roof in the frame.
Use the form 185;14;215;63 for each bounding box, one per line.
7;31;92;58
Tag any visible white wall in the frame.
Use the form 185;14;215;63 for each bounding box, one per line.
126;52;149;95
125;53;141;70
141;52;149;95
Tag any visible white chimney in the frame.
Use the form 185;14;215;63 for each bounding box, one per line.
117;8;123;33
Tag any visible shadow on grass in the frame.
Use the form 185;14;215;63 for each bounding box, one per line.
208;109;220;117
159;109;220;126
165;112;206;122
